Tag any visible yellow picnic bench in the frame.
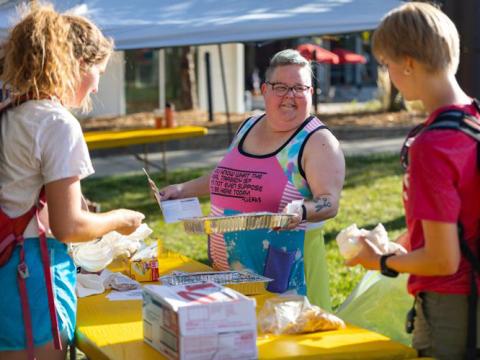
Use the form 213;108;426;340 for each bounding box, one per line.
84;126;208;175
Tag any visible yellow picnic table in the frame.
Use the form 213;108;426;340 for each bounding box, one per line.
75;251;418;360
84;126;208;174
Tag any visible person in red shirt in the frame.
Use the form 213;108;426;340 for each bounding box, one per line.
346;2;480;359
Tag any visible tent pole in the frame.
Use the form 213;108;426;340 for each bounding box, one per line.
217;44;233;143
205;52;214;122
158;49;166;113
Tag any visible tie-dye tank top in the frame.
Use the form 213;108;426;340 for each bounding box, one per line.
209;114;328;298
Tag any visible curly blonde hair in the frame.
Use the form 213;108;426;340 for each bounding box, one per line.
1;2;113;110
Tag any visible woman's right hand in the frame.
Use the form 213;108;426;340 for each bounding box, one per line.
158;184;183;201
113;209;145;235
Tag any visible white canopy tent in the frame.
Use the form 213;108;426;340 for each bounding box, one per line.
0;0;402;125
0;0;402;49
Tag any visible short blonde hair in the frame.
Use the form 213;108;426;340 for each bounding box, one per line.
1;2;113;110
372;2;459;74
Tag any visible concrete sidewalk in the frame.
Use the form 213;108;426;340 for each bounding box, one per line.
91;136;404;178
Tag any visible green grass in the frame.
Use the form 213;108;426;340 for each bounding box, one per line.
82;152;405;309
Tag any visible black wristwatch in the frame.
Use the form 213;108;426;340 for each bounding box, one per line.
380;254;399;278
301;204;307;221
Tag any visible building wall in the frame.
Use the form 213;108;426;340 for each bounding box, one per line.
81;51;126;119
197;44;245;114
81;45;247;119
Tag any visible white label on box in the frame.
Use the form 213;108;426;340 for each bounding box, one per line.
160;198;203;223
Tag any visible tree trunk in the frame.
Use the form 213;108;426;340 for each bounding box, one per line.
178;46;199;110
442;0;480;99
377;66;403;112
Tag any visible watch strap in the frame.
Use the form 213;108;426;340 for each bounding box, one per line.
380;254;399;277
301;204;307;221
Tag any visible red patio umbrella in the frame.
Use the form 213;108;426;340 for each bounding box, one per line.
331;48;367;64
296;43;339;64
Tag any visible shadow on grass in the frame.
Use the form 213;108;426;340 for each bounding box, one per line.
344;153;403;189
323;214;406;244
194;257;210;265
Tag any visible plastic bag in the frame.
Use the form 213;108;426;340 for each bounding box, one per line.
335;271;413;345
258;295;345;335
335;224;364;260
72;223;152;272
336;223;406;260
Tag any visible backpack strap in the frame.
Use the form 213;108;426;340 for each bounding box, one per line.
16;239;35;360
429;110;480;139
36;202;63;351
10;204;38;360
427;108;480;170
14;187;62;359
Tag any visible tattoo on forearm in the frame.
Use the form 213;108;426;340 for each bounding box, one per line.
314;197;332;213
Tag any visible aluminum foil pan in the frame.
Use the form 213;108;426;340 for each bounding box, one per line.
161;271;272;295
160;270;271;286
182;212;294;234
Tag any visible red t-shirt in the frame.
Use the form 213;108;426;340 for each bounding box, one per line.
405;103;480;295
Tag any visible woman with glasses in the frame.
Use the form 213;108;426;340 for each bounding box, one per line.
160;49;345;310
346;3;480;359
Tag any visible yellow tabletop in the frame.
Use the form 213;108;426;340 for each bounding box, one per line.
75;252;417;360
84;126;208;150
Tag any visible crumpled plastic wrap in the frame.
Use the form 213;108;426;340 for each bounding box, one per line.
76;269;140;298
103;271;140;291
76;269;141;297
258;295;345;335
71;223;153;272
336;223;406;260
130;242;157;262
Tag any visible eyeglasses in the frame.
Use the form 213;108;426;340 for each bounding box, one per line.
400;123;425;170
266;82;311;97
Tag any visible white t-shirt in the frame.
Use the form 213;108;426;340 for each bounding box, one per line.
0;99;94;238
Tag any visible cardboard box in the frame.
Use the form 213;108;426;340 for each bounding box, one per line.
130;258;159;282
142;282;257;360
